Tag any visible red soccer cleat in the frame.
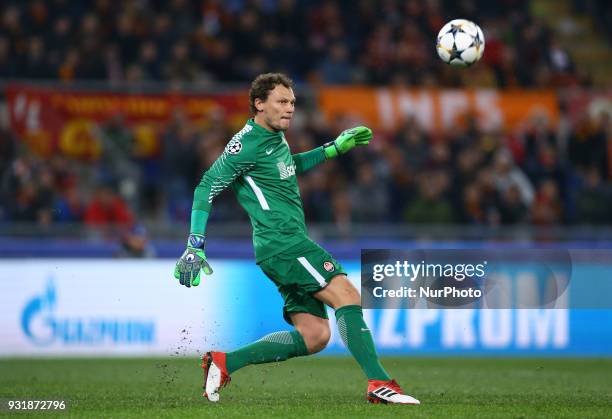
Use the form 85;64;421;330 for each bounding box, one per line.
201;351;231;402
367;379;420;405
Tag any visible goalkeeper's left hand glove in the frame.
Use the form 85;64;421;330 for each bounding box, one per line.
174;234;213;288
323;126;372;159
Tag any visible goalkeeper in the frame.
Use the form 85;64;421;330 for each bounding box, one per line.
174;73;419;405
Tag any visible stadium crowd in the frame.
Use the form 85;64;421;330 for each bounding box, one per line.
1;103;611;231
0;0;583;87
1;0;611;233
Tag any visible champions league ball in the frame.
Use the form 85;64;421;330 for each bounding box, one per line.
436;19;485;67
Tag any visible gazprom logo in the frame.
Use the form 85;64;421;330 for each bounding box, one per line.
21;280;155;346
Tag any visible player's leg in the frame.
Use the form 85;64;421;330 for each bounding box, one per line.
315;275;420;404
208;311;328;384
202;325;309;402
314;275;391;381
289;312;330;354
202;312;329;402
222;278;333;374
221;306;330;376
203;250;320;402
224;329;309;373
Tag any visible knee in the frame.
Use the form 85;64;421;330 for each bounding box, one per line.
298;324;331;354
332;276;361;308
315;275;361;309
343;286;361;307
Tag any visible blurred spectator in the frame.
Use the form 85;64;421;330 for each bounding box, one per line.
97;114;141;210
331;190;352;235
499;184;528;224
164;40;199;82
575;167;612;224
404;171;454;223
317;43;356;84
21;36;52;79
460;183;486;224
162;111;200;221
493;148;535;207
138;41;162;80
452;147;483;207
349;162;389;222
396;119;430;170
547;39;575;83
84;183;134;227
118;223;155;258
0;127;16;177
0;36;16;78
568;111;610;178
1;156;52;224
385;149;415;223
301;167;334;222
531;179;563;225
54;184;84;223
476;167;502;225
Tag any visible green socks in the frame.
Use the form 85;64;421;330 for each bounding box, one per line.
335;305;391;380
225;330;308;374
224;307;390;380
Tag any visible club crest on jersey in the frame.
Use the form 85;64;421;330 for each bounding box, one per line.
277;161;296;180
226;139;242;155
323;261;335;272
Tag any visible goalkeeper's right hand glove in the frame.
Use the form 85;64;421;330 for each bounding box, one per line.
173;234;213;288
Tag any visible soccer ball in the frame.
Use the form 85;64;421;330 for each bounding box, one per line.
436;19;485;67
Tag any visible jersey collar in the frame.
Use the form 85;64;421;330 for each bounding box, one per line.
248;118;283;139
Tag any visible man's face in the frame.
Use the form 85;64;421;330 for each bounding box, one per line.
255;85;295;132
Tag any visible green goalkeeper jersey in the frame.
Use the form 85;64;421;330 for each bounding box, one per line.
193;119;325;262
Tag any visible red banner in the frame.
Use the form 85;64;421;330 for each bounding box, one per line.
5;84;249;159
317;87;560;133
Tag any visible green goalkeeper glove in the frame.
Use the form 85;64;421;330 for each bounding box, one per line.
174;234;213;288
323;126;372;159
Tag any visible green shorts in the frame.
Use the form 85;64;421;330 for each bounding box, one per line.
258;238;346;325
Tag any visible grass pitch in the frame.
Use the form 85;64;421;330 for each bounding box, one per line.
1;357;611;418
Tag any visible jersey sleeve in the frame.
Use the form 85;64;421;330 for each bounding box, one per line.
292;146;326;175
192;139;258;213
